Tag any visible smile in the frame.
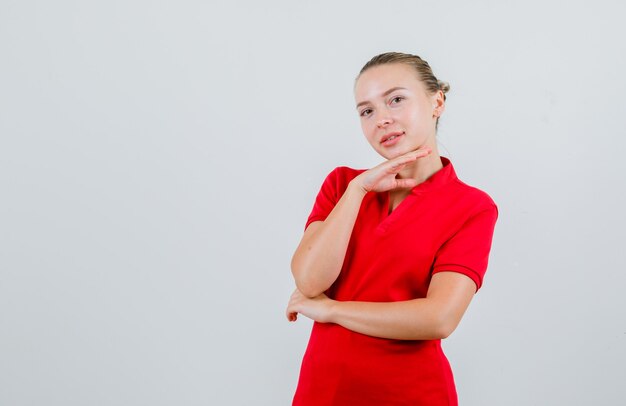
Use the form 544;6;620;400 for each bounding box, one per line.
381;132;404;146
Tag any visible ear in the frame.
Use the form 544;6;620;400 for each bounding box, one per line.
432;90;446;117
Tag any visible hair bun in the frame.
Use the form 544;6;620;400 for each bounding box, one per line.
437;80;450;94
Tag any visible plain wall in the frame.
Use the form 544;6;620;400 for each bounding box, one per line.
1;1;625;405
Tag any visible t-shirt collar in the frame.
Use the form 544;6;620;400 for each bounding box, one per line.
410;156;457;194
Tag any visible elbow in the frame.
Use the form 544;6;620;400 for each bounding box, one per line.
406;319;454;340
290;259;324;298
431;313;461;340
436;324;455;340
295;282;325;298
292;272;325;297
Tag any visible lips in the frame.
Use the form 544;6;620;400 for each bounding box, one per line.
380;131;404;144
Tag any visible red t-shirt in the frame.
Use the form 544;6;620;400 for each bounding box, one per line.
293;156;498;406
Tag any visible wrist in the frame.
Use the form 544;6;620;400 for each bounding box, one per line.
348;179;369;197
327;299;341;324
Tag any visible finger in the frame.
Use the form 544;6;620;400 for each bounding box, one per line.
386;146;431;165
394;178;419;189
406;147;432;159
387;149;431;171
389;155;417;167
390;152;422;167
391;153;422;167
397;147;431;160
413;146;432;157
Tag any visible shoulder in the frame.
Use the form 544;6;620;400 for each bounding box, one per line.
331;165;367;180
320;165;367;190
448;176;498;218
435;156;498;214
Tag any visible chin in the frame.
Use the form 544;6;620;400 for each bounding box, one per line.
370;138;423;160
391;144;422;157
377;149;406;161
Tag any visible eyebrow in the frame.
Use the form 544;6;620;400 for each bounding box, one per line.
356;87;408;109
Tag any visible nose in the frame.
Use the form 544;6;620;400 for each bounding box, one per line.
376;114;392;128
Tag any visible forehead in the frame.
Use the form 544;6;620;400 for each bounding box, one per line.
354;63;425;101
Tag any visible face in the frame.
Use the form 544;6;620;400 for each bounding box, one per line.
354;63;444;160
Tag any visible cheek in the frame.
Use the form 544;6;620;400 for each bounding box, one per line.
361;121;375;139
408;109;431;128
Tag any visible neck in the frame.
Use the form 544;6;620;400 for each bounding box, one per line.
397;147;443;185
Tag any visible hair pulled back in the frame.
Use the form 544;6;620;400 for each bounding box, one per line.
356;52;450;129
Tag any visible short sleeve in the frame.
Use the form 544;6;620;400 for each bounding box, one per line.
304;166;363;231
431;203;499;291
304;168;341;231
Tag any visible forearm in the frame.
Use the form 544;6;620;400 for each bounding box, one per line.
291;181;367;297
328;299;454;340
289;258;476;341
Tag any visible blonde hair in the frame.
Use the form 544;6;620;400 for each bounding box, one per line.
356;52;450;129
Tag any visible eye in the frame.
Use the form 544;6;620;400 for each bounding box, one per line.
359;108;372;117
390;96;404;104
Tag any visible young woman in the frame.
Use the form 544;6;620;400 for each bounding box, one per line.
286;52;498;405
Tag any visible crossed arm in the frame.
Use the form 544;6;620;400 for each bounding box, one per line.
286;270;476;341
287;149;478;341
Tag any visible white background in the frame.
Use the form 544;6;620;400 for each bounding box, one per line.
1;1;625;405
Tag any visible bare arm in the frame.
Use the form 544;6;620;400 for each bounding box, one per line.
290;148;432;298
290;183;367;298
286;272;476;340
